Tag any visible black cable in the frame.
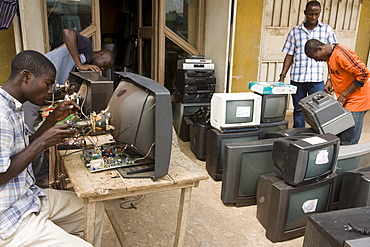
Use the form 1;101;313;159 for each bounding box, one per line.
348;223;370;235
119;195;145;209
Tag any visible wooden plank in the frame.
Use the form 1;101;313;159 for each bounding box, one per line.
272;0;283;27
336;0;347;30
174;187;192;247
84;200;96;245
104;201;129;247
328;0;339;28
263;0;274;26
288;0;301;26
281;0;291;27
350;0;362;31
18;0;46;53
321;0;331;24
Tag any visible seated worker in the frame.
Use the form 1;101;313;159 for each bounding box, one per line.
24;28;115;187
304;39;370;145
0;50;104;246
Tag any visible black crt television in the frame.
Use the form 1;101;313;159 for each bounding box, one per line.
206;128;263;181
272;133;340;186
256;172;336;242
221;138;279;206
264;127;316;139
339;166;370;209
259;120;289;138
332;142;370;209
257;93;288;123
107;72;172;179
68;71;114;114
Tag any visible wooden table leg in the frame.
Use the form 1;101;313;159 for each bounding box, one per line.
174;187;193;247
84;199;96;245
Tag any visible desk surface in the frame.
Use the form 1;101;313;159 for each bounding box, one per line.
61;141;209;202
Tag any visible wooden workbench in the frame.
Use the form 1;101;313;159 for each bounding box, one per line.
60;140;209;246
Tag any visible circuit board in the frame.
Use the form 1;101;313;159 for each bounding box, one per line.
81;143;135;172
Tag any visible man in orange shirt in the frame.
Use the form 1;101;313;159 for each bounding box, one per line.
304;39;370;145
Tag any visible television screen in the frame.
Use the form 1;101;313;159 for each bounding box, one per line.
256;172;336;242
272;133;340;186
332;142;370;208
339;166;370;209
258;93;288;123
210;93;262;132
107;72;172;179
221;138;279;206
206;128;263;181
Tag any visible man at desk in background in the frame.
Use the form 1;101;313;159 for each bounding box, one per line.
24;28;115;187
278;0;337;128
0;50;104;246
304;39;370;145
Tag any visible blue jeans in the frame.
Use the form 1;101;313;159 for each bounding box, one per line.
291;81;324;128
338;111;368;145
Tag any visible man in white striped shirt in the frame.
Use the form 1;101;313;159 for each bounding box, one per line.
278;0;337;128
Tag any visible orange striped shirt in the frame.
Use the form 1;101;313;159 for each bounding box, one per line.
328;44;370;112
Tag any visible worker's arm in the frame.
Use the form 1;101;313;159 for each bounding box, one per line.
337;83;359;106
62;29;101;72
278;54;293;82
324;78;334;94
0;123;77;186
30;101;80;142
0;101;80;186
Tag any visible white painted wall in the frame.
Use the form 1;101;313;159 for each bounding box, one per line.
204;0;233;93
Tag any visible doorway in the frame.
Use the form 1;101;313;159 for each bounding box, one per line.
100;0;205;90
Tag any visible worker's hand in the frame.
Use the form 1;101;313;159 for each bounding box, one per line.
324;79;334;94
49;101;80;122
337;94;346;106
38;124;78;148
77;64;102;72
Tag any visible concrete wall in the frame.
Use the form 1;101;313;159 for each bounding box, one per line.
355;0;370;64
0;26;16;85
230;0;263;92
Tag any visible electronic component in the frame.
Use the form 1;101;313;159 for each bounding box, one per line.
81;143;154;173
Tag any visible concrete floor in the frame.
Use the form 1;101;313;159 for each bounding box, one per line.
100;113;370;247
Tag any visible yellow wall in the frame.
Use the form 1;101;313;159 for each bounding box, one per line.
355;0;370;63
0;26;16;85
231;0;263;92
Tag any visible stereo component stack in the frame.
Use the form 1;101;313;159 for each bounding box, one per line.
173;57;216;103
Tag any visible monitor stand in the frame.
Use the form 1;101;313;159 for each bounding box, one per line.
117;164;155;179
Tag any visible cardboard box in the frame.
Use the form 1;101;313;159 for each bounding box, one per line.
249;81;297;94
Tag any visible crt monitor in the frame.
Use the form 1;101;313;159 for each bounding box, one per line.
210;92;262;132
259;120;289;138
221;138;279;207
107;72;172;179
206;128;263;181
339;166;370;209
68;71;114;114
331;142;370;208
264;127;316;139
258;93;288;123
272;133;340;186
256;172;336;242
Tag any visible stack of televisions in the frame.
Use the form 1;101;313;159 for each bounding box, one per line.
172;56;216;143
172;82;370;243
